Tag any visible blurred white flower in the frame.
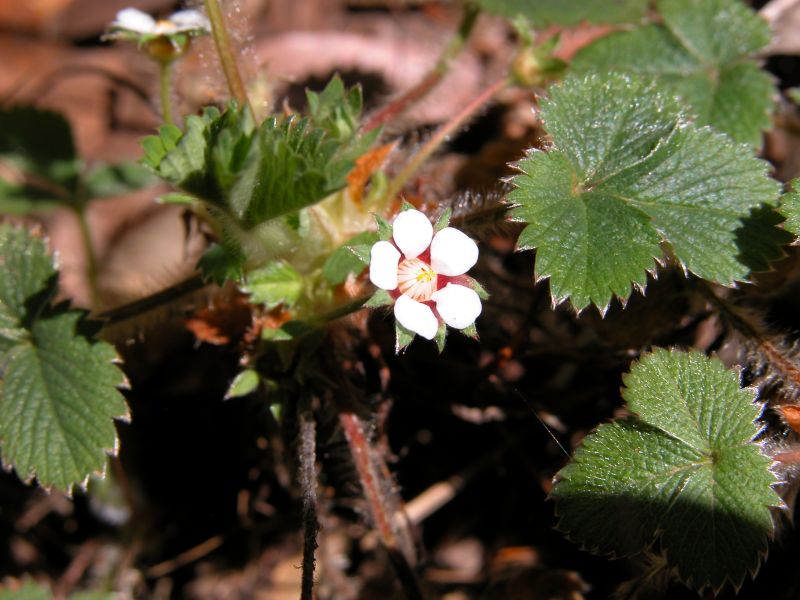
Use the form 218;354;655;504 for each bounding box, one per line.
369;208;482;342
106;7;210;40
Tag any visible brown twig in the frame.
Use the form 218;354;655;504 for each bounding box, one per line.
145;535;224;578
362;3;481;133
298;397;320;600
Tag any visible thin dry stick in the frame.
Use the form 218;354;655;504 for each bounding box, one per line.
383;77;509;203
204;0;252;113
299;399;320;600
339;411;425;600
363;3;481;132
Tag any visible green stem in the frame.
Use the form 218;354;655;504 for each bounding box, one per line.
159;61;174;125
363;3;481;132
204;0;252;113
75;206;100;309
383;77;508;203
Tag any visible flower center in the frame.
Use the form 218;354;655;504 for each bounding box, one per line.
397;258;438;302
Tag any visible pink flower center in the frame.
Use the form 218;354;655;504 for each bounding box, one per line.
397;258;438;302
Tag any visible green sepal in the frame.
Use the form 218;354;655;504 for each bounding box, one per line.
323;231;379;284
460;322;479;340
433;207;452;232
224;369;260;400
364;288;394;308
434;323;447;353
395;321;415;354
374;213;393;241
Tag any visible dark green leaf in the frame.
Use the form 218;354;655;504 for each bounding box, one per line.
552;349;780;592
572;0;774;146
509;73;780;311
0;226;128;491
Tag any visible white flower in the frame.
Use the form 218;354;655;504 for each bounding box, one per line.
369;208;482;341
107;7;210;39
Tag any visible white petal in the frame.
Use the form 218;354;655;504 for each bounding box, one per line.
169;9;211;31
392;209;433;259
113;8;156;33
394;295;438;340
432;283;482;329
369;241;401;290
430;227;478;276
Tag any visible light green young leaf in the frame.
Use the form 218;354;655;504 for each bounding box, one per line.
323;231;379;284
225;369;260;399
242;261;304;308
551;349;780;593
0;226;128;492
779;179;800;237
509;73;780;311
475;0;649;25
572;0;774;146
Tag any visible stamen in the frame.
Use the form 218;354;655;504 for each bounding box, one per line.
397;258;438;301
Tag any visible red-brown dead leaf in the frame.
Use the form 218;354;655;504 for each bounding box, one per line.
779;405;800;434
185;291;252;345
346;141;396;205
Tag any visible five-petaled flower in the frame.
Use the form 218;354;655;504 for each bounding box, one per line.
369;208;482;341
106;8;210;61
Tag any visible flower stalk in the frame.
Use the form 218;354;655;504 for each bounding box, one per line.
203;0;252;113
158;60;174;125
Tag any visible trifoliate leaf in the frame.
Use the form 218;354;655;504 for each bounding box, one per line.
475;0;649;25
509;73;780;311
779;180;800;237
0;226;128;491
572;0;774;146
323;231;379;284
242;261;303;308
551;349;780;593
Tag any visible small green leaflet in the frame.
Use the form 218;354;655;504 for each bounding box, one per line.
779;179;800;237
475;0;649;26
0;226;128;492
242;261;304;308
551;349;780;593
323;231;379;284
509;73;780;312
225;369;260;400
571;0;774;146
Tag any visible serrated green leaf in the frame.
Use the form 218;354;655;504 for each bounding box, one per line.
572;0;774;146
197;242;244;284
552;349;780;592
225;369;260;399
243;261;303;308
475;0;649;25
84;161;157;198
307;74;363;144
0;226;128;492
323;231;379;284
779;180;800;237
509;73;780;311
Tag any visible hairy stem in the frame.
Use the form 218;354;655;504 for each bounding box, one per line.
159;61;174;125
363;3;481;132
699;282;800;389
383;77;508;203
340;411;424;600
298;399;319;600
203;0;252;113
